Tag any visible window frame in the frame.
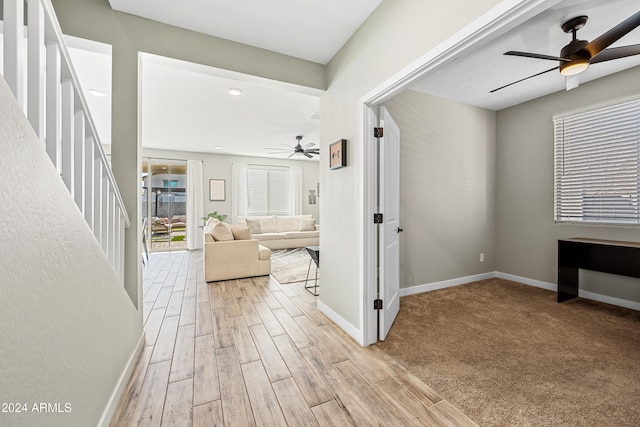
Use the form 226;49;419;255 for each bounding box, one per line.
553;97;640;227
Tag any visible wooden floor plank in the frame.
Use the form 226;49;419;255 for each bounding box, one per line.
271;290;305;317
131;360;171;427
241;360;287;427
178;295;197;327
109;345;154;427
112;251;478;427
249;324;291;382
216;346;256;427
272;308;314;349
310;400;356;427
195;302;213;336
272;334;331;407
161;378;193;427
150;316;180;363
165;290;184;318
144;308;167;347
271;377;320;427
430;400;479;427
211;308;234;350
253;301;286;337
192;401;224;427
238;295;263;326
193;334;220;406
169;324;195;383
229;316;260;364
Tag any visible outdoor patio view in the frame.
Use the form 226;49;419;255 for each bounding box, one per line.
142;158;188;251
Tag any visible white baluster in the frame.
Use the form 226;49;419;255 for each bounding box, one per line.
27;0;46;141
84;136;95;229
61;80;74;194
94;157;102;243
46;43;62;172
74;111;85;212
102;177;110;257
3;0;26;109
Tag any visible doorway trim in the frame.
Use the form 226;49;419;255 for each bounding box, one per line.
358;0;559;345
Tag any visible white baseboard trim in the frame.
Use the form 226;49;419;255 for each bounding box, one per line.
579;290;640;311
317;300;363;345
496;271;640;311
495;271;556;292
99;332;146;427
398;271;639;312
399;272;496;297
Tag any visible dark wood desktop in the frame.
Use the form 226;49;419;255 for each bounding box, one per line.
557;238;640;302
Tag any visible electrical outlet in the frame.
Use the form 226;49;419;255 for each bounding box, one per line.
480;253;485;263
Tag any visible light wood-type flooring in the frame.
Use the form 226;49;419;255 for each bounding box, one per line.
110;250;477;426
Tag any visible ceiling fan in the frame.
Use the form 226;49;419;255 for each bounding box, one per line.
266;135;319;158
491;11;640;93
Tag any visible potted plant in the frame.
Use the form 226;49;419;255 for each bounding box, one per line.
201;211;227;228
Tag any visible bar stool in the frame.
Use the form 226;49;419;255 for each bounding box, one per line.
304;246;319;296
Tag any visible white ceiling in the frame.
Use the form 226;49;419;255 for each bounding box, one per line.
108;0;384;65
412;0;640;110
68;0;640;159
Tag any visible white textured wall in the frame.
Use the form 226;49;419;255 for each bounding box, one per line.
384;90;496;288
320;0;501;331
0;78;142;426
496;65;640;303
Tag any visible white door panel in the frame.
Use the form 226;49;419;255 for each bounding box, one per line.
379;106;400;341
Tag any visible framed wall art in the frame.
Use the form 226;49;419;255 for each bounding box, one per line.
209;179;226;201
329;139;347;169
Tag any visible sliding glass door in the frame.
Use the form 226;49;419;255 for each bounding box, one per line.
142;158;188;252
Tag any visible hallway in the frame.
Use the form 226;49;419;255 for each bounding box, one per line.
110;250;475;426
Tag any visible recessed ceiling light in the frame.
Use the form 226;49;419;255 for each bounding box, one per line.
228;88;243;96
88;89;106;97
213;146;222;150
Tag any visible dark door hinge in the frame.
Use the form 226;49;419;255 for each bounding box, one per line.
374;299;383;310
374;213;383;224
374;127;383;138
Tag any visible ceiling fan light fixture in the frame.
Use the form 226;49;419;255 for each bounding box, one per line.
560;57;590;76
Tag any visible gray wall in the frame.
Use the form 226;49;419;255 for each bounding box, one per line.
141;148;320;223
496;65;640;304
385;90;496;288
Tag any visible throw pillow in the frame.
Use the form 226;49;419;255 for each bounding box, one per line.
260;216;278;233
230;225;252;240
211;222;234;242
299;218;316;231
245;218;263;234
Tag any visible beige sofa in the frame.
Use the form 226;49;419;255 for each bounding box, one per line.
203;221;271;282
235;215;319;250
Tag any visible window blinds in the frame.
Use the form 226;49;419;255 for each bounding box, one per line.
554;99;640;225
247;165;290;215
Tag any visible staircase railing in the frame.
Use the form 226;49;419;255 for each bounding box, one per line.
1;0;130;284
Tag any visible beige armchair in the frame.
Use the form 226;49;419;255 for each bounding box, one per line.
203;233;271;282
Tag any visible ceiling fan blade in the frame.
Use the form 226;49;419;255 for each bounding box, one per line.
302;142;315;149
490;66;558;93
304;153;313;158
591;44;640;63
565;74;580;91
287;153;295;158
583;11;640;58
504;51;570;62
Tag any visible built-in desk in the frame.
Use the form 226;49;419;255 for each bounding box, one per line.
557;238;640;302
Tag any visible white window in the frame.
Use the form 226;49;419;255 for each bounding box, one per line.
554;99;640;225
247;165;290;216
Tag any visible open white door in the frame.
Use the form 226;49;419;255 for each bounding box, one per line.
378;107;400;341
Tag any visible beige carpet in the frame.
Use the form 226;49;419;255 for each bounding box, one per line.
270;248;319;284
376;278;640;427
